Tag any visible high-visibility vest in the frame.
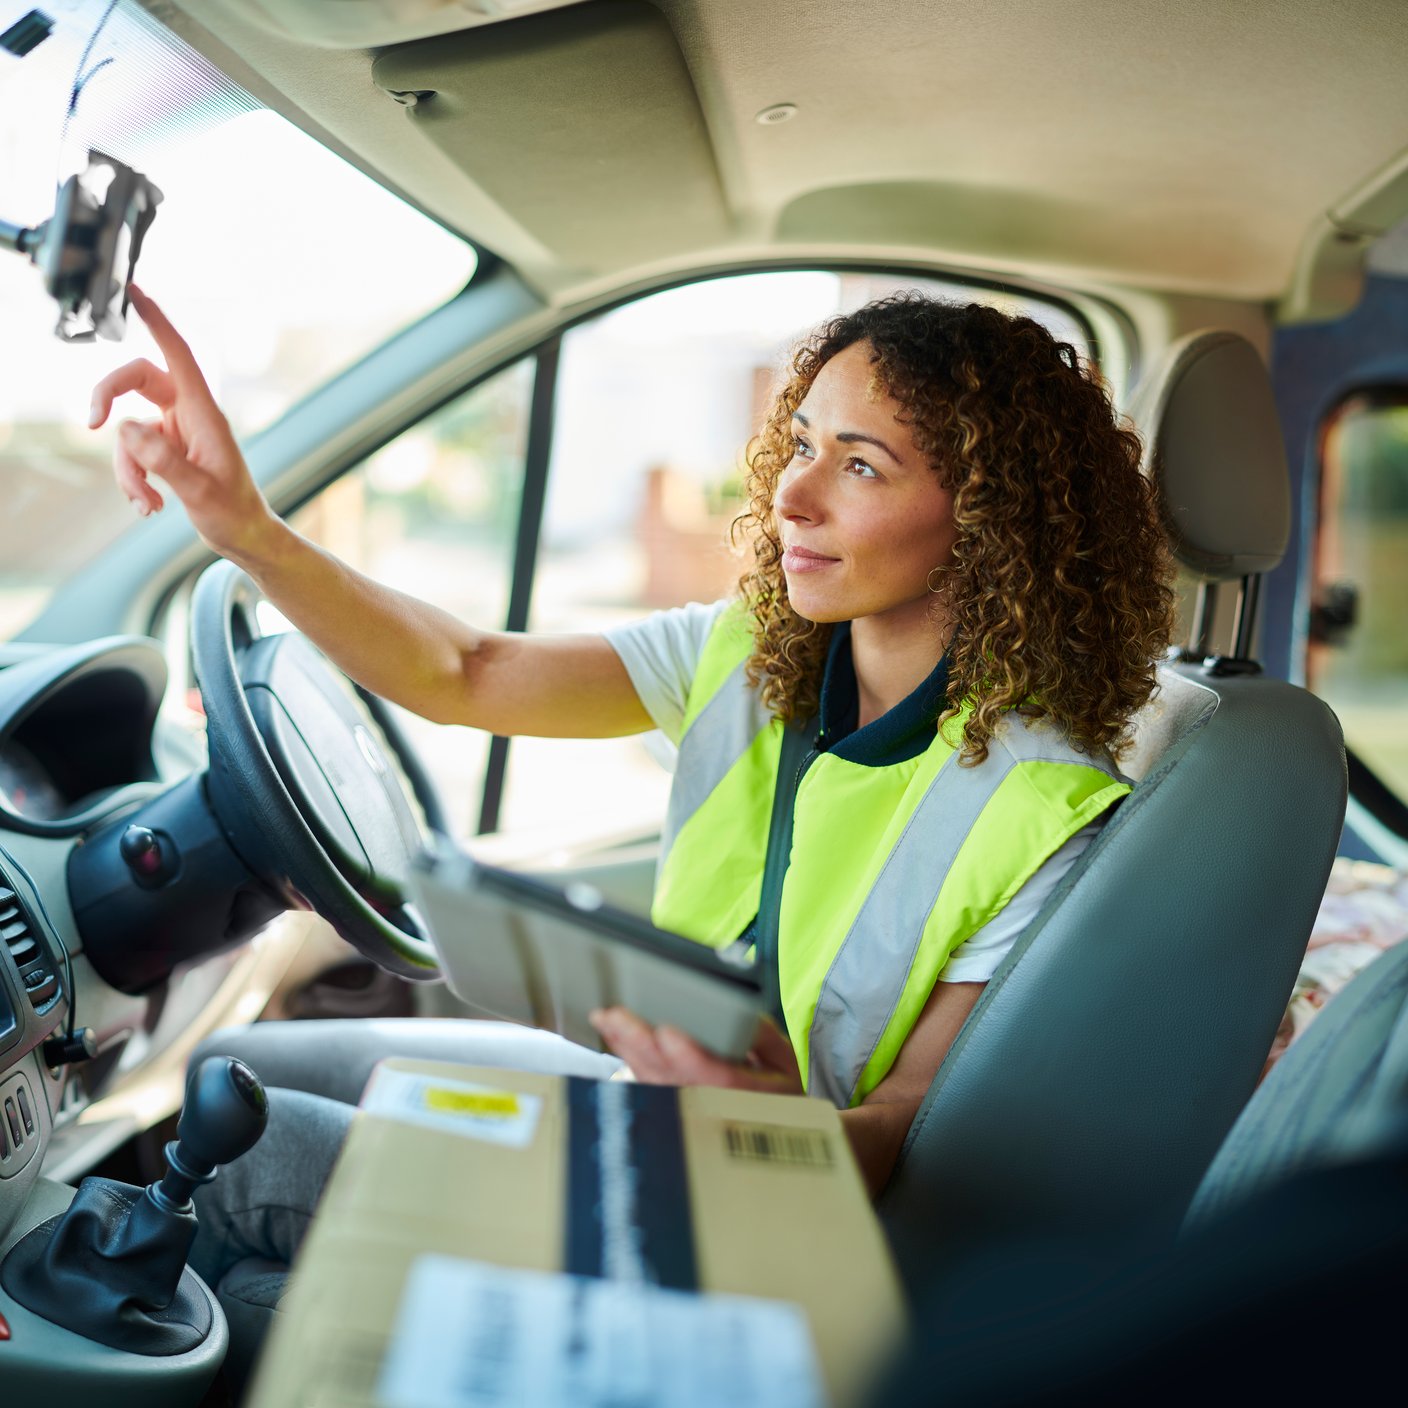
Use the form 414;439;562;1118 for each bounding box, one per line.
651;605;1130;1107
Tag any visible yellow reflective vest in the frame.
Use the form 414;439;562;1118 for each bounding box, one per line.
652;604;1130;1107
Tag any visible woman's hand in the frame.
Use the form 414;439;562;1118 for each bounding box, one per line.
89;286;281;563
589;1007;804;1095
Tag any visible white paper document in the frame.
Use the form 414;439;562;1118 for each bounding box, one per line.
362;1067;543;1149
375;1254;827;1408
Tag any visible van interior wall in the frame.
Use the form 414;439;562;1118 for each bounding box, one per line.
1265;272;1408;689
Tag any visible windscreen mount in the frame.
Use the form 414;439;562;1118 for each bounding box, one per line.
0;148;161;342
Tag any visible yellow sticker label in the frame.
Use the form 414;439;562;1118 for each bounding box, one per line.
422;1088;521;1119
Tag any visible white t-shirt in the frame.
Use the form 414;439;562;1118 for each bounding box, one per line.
603;600;1097;985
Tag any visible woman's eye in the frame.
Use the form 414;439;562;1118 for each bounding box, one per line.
846;457;878;479
792;438;814;459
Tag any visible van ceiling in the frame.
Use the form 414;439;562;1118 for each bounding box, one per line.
154;0;1408;307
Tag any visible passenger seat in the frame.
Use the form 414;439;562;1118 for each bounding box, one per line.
878;330;1347;1284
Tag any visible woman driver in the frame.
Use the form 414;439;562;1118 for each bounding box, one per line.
91;288;1173;1334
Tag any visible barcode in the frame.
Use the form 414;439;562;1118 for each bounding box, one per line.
722;1122;833;1168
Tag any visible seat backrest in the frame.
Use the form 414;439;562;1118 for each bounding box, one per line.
878;331;1347;1286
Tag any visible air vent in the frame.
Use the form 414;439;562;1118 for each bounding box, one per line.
0;886;58;1012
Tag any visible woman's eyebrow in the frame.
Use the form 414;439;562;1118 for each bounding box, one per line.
791;410;901;464
836;430;900;463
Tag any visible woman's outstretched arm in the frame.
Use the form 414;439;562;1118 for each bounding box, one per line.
91;287;651;738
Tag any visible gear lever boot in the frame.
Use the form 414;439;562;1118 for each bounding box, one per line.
0;1057;268;1355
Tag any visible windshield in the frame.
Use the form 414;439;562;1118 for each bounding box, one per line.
0;0;475;637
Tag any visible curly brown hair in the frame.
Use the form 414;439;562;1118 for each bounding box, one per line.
733;293;1175;764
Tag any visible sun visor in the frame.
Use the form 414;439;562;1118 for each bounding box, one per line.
372;0;731;273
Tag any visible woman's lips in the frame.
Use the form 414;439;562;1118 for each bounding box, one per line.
781;546;839;573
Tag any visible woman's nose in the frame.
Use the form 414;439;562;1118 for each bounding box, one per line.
775;458;820;522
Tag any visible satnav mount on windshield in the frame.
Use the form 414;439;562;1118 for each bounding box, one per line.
0;147;160;341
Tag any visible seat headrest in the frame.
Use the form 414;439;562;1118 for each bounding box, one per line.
1127;330;1291;582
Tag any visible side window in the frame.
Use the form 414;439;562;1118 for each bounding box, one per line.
288;358;535;838
497;270;1092;836
1308;392;1408;797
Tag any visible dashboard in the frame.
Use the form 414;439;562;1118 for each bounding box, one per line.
0;618;436;1284
0;646;169;834
0;738;68;823
0;629;330;1261
0;637;183;1243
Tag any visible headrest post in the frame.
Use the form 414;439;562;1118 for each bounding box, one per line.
1191;581;1220;657
1232;573;1262;661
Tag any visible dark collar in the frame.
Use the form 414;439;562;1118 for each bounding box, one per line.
816;623;951;767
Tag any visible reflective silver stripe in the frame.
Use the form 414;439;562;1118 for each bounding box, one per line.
659;659;773;866
807;737;1118;1107
992;714;1130;783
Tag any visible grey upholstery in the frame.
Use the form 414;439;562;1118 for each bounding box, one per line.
1186;938;1408;1231
878;331;1346;1288
215;1257;288;1399
191;1016;621;1107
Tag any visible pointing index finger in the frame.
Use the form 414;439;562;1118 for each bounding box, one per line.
127;285;215;402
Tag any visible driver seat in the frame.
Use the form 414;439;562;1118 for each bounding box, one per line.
877;329;1347;1286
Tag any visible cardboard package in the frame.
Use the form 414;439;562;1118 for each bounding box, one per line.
247;1058;906;1407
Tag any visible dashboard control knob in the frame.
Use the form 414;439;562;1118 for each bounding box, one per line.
119;825;173;885
42;1026;97;1068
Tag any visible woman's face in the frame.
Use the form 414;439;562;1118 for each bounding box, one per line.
775;341;957;632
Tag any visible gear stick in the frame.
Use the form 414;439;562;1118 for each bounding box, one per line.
1;1057;268;1355
152;1055;270;1213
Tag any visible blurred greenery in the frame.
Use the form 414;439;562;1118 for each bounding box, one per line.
1337;405;1408;517
365;361;533;543
704;466;746;519
1327;406;1408;677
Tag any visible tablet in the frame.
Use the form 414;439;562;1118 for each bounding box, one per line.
408;845;766;1061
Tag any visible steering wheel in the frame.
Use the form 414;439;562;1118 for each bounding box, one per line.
191;559;446;980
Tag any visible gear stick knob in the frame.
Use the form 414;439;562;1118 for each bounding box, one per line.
149;1056;269;1214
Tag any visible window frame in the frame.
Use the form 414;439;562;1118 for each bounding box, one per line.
476;337;562;833
1308;380;1408;851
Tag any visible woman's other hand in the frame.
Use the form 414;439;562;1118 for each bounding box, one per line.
589;1007;804;1095
89;286;280;562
